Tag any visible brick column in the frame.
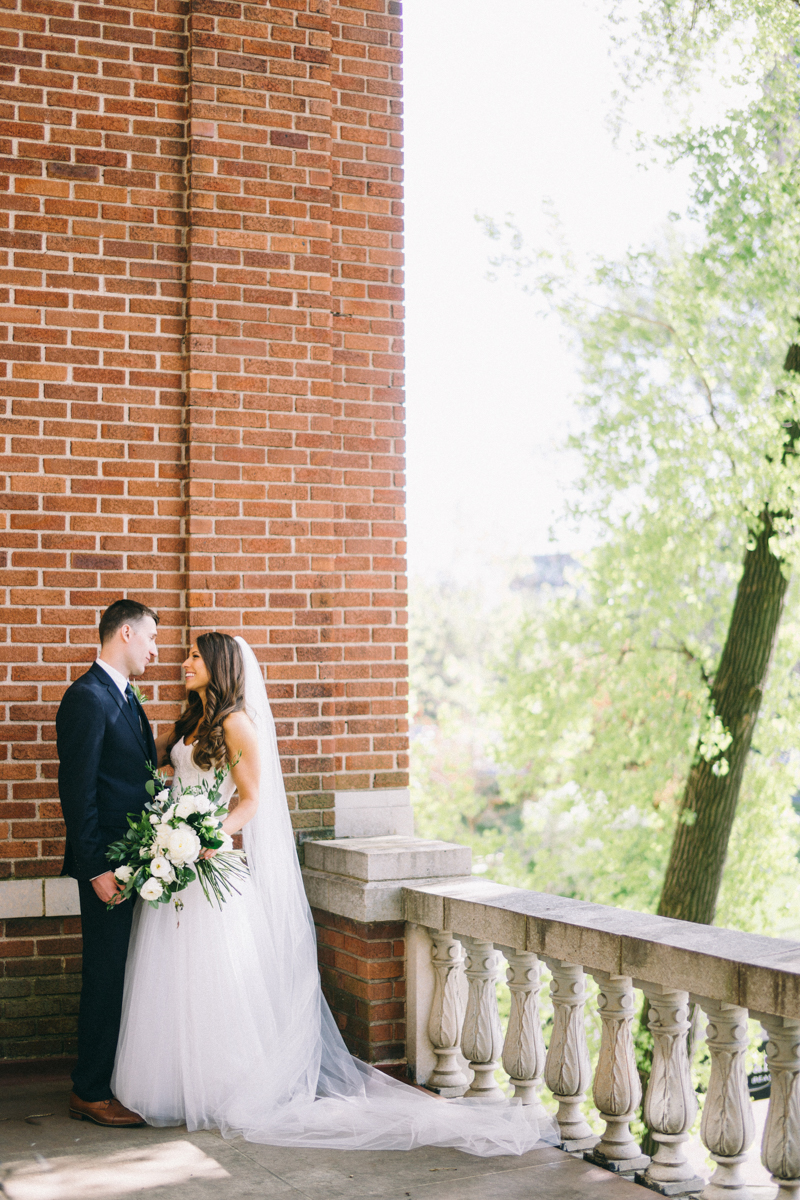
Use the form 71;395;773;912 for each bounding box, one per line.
330;1;407;799
312;907;405;1066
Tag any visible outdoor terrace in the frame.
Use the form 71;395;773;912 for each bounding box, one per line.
2;838;797;1200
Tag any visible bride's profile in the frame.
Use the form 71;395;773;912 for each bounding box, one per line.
113;632;555;1155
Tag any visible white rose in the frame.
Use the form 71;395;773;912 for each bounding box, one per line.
150;855;176;882
149;814;159;824
192;794;213;814
156;789;170;803
114;865;133;882
153;823;172;854
139;876;163;902
165;823;202;866
174;795;198;820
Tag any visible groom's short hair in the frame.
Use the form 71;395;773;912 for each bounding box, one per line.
99;599;159;645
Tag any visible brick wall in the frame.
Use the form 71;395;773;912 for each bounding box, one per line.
312;906;405;1065
0;915;81;1059
0;0;406;1059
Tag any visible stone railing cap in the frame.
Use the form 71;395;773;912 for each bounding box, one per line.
402;879;800;1020
304;836;472;883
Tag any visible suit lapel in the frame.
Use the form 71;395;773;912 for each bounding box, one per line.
89;663;147;751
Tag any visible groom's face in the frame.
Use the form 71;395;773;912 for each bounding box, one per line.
125;615;159;678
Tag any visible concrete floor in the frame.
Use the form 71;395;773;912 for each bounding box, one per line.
0;1075;782;1200
0;1075;658;1200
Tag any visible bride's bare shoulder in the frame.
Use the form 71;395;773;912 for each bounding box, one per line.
222;709;257;743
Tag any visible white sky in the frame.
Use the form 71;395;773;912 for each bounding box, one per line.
403;0;708;583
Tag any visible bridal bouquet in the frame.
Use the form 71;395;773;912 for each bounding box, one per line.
105;764;249;910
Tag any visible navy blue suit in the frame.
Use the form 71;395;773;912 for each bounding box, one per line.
57;662;157;1101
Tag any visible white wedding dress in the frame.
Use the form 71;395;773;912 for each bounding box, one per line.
113;639;556;1155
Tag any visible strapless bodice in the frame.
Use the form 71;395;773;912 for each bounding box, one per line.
169;738;236;807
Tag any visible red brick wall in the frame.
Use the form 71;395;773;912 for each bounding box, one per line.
1;0;189;883
0;915;81;1059
330;0;406;797
312;906;405;1065
0;0;406;1058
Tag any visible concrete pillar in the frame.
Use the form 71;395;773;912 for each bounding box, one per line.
302;835;472;1071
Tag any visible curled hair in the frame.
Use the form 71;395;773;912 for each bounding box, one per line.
169;632;245;771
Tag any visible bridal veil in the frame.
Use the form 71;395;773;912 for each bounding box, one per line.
228;637;556;1155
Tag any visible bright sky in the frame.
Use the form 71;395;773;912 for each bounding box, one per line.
403;0;703;584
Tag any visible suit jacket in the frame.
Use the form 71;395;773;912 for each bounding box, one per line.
56;662;157;881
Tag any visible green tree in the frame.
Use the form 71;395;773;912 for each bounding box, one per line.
482;0;800;932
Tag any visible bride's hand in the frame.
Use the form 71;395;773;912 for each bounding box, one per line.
199;848;217;860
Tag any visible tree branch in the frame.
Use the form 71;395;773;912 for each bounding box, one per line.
653;641;713;688
593;302;722;433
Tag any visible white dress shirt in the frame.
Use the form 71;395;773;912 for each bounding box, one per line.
95;657;129;698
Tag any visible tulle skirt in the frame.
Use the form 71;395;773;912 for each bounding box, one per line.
113;880;557;1157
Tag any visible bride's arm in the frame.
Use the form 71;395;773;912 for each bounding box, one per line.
220;711;260;837
154;725;175;767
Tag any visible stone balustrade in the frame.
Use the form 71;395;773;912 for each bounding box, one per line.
404;877;800;1199
303;835;800;1197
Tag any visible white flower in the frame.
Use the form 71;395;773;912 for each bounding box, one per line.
150;855;176;882
153;823;172;854
156;789;170;803
139;876;164;902
149;814;159;824
192;794;213;814
218;831;233;853
175;795;199;820
114;865;133;883
165;823;202;866
162;803;176;821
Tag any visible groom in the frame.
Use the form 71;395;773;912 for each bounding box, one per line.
57;599;159;1126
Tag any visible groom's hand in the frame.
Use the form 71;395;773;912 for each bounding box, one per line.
92;871;124;905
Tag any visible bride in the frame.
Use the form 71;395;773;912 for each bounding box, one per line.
113;632;555;1155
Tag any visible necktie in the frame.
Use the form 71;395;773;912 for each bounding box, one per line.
125;684;144;735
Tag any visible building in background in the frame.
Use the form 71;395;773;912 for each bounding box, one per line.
0;0;407;1065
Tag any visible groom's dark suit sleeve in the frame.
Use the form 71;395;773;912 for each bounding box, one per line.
57;686;110;881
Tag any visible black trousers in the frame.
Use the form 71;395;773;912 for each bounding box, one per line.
72;880;134;1102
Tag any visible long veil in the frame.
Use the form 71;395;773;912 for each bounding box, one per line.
227;637;557;1155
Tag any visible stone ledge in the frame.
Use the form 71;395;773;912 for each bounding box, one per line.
402;878;800;1020
303;867;473;924
304;835;471;883
0;877;79;920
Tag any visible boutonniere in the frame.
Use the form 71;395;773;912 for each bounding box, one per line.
130;682;149;705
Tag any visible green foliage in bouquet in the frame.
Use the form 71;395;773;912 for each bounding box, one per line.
106;762;249;910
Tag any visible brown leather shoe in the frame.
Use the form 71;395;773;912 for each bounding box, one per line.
68;1092;146;1127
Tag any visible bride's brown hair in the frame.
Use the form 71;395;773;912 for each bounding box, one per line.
169;632;246;771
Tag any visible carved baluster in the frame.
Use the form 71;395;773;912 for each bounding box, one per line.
544;958;598;1150
589;972;650;1174
760;1014;800;1198
426;930;469;1096
501;949;546;1104
698;1000;755;1200
460;938;505;1101
639;985;705;1195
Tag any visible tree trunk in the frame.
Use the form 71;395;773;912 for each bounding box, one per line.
656;509;789;924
